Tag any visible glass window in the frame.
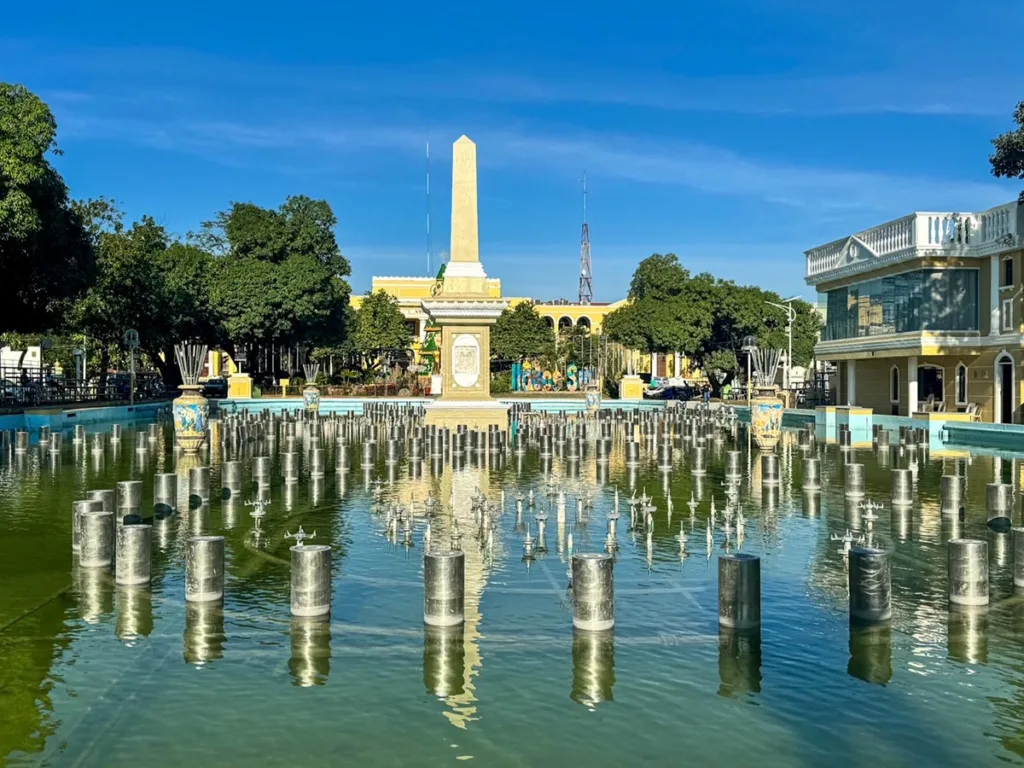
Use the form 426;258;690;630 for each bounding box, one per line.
955;364;967;405
1004;257;1014;288
823;269;979;340
890;366;900;403
918;366;944;402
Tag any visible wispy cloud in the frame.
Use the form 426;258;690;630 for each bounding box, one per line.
9;42;1020;118
478;130;1013;213
54;97;1015;217
13;40;1018;237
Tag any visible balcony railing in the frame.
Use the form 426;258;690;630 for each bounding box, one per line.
806;201;1019;283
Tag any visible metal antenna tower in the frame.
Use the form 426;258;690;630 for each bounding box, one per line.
578;173;593;305
426;140;432;276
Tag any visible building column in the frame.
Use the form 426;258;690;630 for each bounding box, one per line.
990;255;1000;336
847;360;857;406
651;352;658;377
674;352;681;378
908;356;918;413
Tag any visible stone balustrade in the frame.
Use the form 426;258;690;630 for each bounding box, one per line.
806;201;1020;284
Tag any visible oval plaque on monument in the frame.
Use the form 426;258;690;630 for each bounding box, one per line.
452;334;481;388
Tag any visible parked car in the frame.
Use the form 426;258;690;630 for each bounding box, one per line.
202;378;228;398
646;384;693;401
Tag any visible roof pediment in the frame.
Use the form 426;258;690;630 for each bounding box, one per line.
837;236;878;267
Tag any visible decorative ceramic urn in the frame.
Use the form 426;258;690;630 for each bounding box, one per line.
173;342;210;454
750;389;783;452
303;384;321;414
302;362;321;415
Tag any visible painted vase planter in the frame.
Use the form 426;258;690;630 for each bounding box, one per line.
303;384;321;414
173;385;209;454
751;394;783;452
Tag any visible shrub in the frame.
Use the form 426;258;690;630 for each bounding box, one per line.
491;371;512;393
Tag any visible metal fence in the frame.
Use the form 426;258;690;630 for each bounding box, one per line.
0;367;168;408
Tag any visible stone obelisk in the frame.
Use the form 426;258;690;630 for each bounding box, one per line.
420;136;509;430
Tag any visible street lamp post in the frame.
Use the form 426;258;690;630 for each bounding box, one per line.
765;297;799;392
123;329;139;405
741;335;757;405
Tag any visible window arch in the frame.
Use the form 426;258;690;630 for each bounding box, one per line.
890;365;900;404
558;316;573;332
576;316;592;332
995;351;1015;424
543;316;554;329
955;363;968;406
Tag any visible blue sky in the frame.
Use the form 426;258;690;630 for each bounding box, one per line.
2;0;1021;302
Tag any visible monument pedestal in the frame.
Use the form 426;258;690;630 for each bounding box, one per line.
420;298;509;431
423;400;510;431
419;134;509;431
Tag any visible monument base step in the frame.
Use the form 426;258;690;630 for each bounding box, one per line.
424;400;510;431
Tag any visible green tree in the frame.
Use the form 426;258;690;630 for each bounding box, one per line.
604;253;821;394
158;242;220;346
354;290;411;367
0;83;94;332
73;214;169;384
694;281;820;394
603;253;714;357
491;301;554;360
990;100;1024;201
203;197;351;364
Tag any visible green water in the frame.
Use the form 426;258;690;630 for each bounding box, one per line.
3;423;1024;767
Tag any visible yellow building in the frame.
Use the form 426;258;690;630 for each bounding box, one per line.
805;199;1023;422
352;275;699;380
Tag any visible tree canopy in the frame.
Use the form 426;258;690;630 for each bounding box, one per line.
0;83;94;332
604;253;821;391
990;100;1024;201
203;196;351;350
354;290;411;363
603;254;714;356
491;302;554;360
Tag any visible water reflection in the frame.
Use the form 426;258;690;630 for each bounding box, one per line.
423;624;465;698
989;528;1011;569
184;600;226;666
115;587;154;645
877;447;891;468
571;629;615;708
891;505;913;542
289;616;332;687
187;503;211;537
73;561;113;625
848;621;892;685
942;514;963;543
948;605;988;664
844;496;862;532
283;479;298;511
803;489;820;518
223;496;239;529
153;510;175;550
718;627;761;697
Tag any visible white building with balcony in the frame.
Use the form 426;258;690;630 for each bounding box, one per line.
805;199;1022;422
